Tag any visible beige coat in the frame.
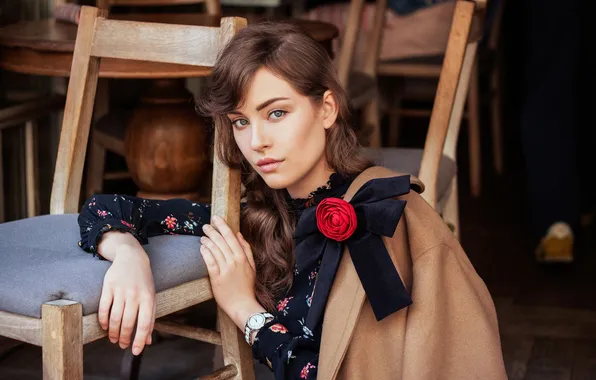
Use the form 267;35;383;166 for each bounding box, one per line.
317;166;507;380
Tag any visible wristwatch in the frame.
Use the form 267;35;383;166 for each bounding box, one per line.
244;312;274;346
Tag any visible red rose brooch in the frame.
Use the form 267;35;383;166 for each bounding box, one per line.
294;175;412;324
315;198;357;241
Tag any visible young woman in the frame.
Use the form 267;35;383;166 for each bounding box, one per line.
78;23;506;380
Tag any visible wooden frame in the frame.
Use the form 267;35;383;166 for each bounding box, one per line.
86;0;220;199
0;7;252;379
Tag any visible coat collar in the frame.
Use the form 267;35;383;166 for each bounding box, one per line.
317;166;423;380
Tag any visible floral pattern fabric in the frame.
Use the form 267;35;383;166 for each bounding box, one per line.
77;173;354;380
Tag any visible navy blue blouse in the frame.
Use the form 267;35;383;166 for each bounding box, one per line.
78;173;356;380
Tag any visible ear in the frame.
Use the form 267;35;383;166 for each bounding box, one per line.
321;90;339;130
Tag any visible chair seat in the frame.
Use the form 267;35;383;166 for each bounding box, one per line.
362;147;456;200
0;214;207;318
348;71;377;109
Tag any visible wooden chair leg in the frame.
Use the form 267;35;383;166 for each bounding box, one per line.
491;59;504;174
217;308;255;380
363;98;382;148
120;348;143;380
441;176;460;240
25;120;39;218
0;131;4;223
467;60;481;197
86;132;107;200
42;300;83;380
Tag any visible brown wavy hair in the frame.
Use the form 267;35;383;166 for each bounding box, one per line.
196;22;373;311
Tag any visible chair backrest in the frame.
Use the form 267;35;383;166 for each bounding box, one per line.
50;6;246;237
96;0;221;15
337;0;485;206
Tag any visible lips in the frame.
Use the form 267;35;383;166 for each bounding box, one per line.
256;158;283;173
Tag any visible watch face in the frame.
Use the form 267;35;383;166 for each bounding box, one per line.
248;314;266;329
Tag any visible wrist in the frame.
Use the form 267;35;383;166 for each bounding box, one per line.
229;298;267;332
115;244;149;264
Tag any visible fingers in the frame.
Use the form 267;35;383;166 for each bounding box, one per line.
98;286;114;330
132;298;154;355
200;234;227;268
210;216;245;260
237;232;256;272
119;298;139;349
108;292;125;344
147;302;156;346
200;244;220;276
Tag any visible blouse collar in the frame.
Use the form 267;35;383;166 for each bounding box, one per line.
286;172;354;212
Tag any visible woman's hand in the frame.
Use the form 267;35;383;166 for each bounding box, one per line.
200;215;266;329
98;233;156;356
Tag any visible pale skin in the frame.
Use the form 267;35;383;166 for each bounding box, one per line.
96;68;339;356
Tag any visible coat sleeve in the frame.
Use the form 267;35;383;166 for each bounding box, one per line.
402;243;508;379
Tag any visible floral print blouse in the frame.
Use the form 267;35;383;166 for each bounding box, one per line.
77;173;354;380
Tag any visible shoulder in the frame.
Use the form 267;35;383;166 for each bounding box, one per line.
345;166;425;200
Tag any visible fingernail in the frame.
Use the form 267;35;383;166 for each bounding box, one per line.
133;347;140;355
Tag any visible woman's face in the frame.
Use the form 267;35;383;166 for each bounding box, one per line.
228;68;338;198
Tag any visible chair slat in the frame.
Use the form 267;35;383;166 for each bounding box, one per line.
208;16;256;380
91;18;221;66
0;310;42;346
199;364;238;380
154;320;222;345
51;6;106;214
418;0;475;207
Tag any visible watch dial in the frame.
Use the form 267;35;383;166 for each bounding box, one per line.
249;314;265;329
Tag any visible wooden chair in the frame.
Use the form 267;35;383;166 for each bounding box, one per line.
378;0;505;197
0;94;65;222
334;0;383;148
339;0;486;238
84;0;221;200
0;7;253;379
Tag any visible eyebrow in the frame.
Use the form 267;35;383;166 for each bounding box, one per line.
228;97;290;116
256;97;289;111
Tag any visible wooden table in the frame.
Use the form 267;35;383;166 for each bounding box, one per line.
0;14;338;200
0;13;337;78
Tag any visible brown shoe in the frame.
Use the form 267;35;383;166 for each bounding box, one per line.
535;222;574;263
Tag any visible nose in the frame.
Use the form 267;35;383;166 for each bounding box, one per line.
250;121;271;151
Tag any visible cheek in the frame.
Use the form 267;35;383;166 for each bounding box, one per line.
233;130;251;159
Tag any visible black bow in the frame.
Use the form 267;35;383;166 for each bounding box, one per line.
294;175;413;329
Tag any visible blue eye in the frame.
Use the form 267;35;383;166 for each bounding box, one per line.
269;110;286;120
232;119;249;129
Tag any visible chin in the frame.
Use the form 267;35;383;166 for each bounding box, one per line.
258;172;293;190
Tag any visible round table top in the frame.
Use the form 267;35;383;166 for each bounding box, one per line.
0;13;338;78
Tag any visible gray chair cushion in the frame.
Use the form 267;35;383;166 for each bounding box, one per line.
0;214;206;318
362;147;457;200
